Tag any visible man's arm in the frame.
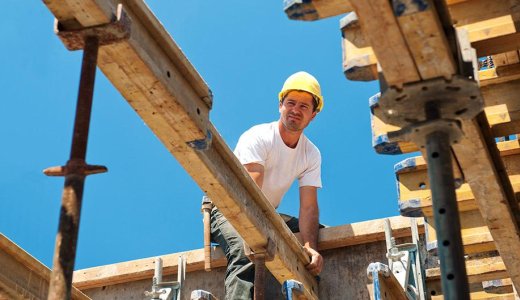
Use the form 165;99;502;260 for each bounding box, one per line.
244;163;264;188
299;186;323;275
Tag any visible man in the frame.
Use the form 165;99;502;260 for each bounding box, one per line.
210;71;324;299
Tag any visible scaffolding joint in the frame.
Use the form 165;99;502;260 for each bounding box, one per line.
54;3;131;51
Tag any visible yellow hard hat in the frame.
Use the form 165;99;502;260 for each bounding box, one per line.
278;71;324;112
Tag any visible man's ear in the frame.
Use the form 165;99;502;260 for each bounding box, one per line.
310;111;317;121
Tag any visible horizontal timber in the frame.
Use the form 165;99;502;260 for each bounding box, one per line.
72;215;424;290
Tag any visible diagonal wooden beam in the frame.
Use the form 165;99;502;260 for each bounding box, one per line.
41;0;318;298
452;113;520;292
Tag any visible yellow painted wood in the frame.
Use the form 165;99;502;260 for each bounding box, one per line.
340;13;378;81
426;256;508;284
425;209;495;254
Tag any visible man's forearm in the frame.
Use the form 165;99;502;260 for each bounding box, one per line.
299;205;319;250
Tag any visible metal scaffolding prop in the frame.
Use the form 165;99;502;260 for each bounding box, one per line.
44;5;130;299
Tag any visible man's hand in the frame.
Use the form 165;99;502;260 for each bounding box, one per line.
304;246;323;275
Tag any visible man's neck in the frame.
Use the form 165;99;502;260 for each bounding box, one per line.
278;121;303;149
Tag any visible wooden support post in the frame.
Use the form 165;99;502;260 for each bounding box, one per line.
41;1;318;298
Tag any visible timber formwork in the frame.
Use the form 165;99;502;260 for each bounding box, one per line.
284;0;520;298
10;0;520;299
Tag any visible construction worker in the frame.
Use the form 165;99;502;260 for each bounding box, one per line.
210;71;324;299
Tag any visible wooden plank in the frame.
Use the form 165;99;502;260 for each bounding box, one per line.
427;280;516;299
42;1;318;298
426;256;508;284
396;141;520;218
0;234;90;300
448;0;520;27
424;209;496;254
73;216;424;290
349;0;420;88
474;33;520;57
452;114;520;292
393;0;457;80
372;267;408;299
480;62;520;88
284;0;354;21
80;240;394;300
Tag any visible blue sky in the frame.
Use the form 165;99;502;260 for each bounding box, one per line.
1;1;410;270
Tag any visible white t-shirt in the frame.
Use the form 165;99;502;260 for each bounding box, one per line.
234;121;322;208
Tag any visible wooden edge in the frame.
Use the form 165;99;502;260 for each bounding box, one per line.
284;0;353;21
72;215;424;290
0;234;90;300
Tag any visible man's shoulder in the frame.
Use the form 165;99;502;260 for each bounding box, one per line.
301;135;321;157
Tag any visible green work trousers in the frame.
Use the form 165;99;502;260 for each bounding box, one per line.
210;208;301;300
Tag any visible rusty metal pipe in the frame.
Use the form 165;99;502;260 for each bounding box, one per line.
254;254;266;300
47;36;101;300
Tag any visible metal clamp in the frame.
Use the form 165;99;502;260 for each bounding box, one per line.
379;75;483;128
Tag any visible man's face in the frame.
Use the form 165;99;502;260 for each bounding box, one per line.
279;90;317;132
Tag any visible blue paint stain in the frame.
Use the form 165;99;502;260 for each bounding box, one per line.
394;157;417;173
368;93;381;109
413;0;429;11
373;134;403;155
399;199;424;217
187;130;212;150
372;269;382;300
393;0;429;16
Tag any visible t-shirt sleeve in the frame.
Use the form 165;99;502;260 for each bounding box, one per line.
234;127;269;166
299;148;322;188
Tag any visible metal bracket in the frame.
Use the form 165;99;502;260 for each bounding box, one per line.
379;75;483;128
54;4;131;51
282;280;305;300
388;118;463;149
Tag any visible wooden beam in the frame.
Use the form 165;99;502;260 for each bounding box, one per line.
349;0;420;88
448;0;520;26
42;1;318;298
425;209;496;254
73;216;424;290
428;279;516;299
426;255;508;284
393;0;457;80
452;113;520;292
0;234;90;300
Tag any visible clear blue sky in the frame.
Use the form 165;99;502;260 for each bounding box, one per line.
1;1;410;270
